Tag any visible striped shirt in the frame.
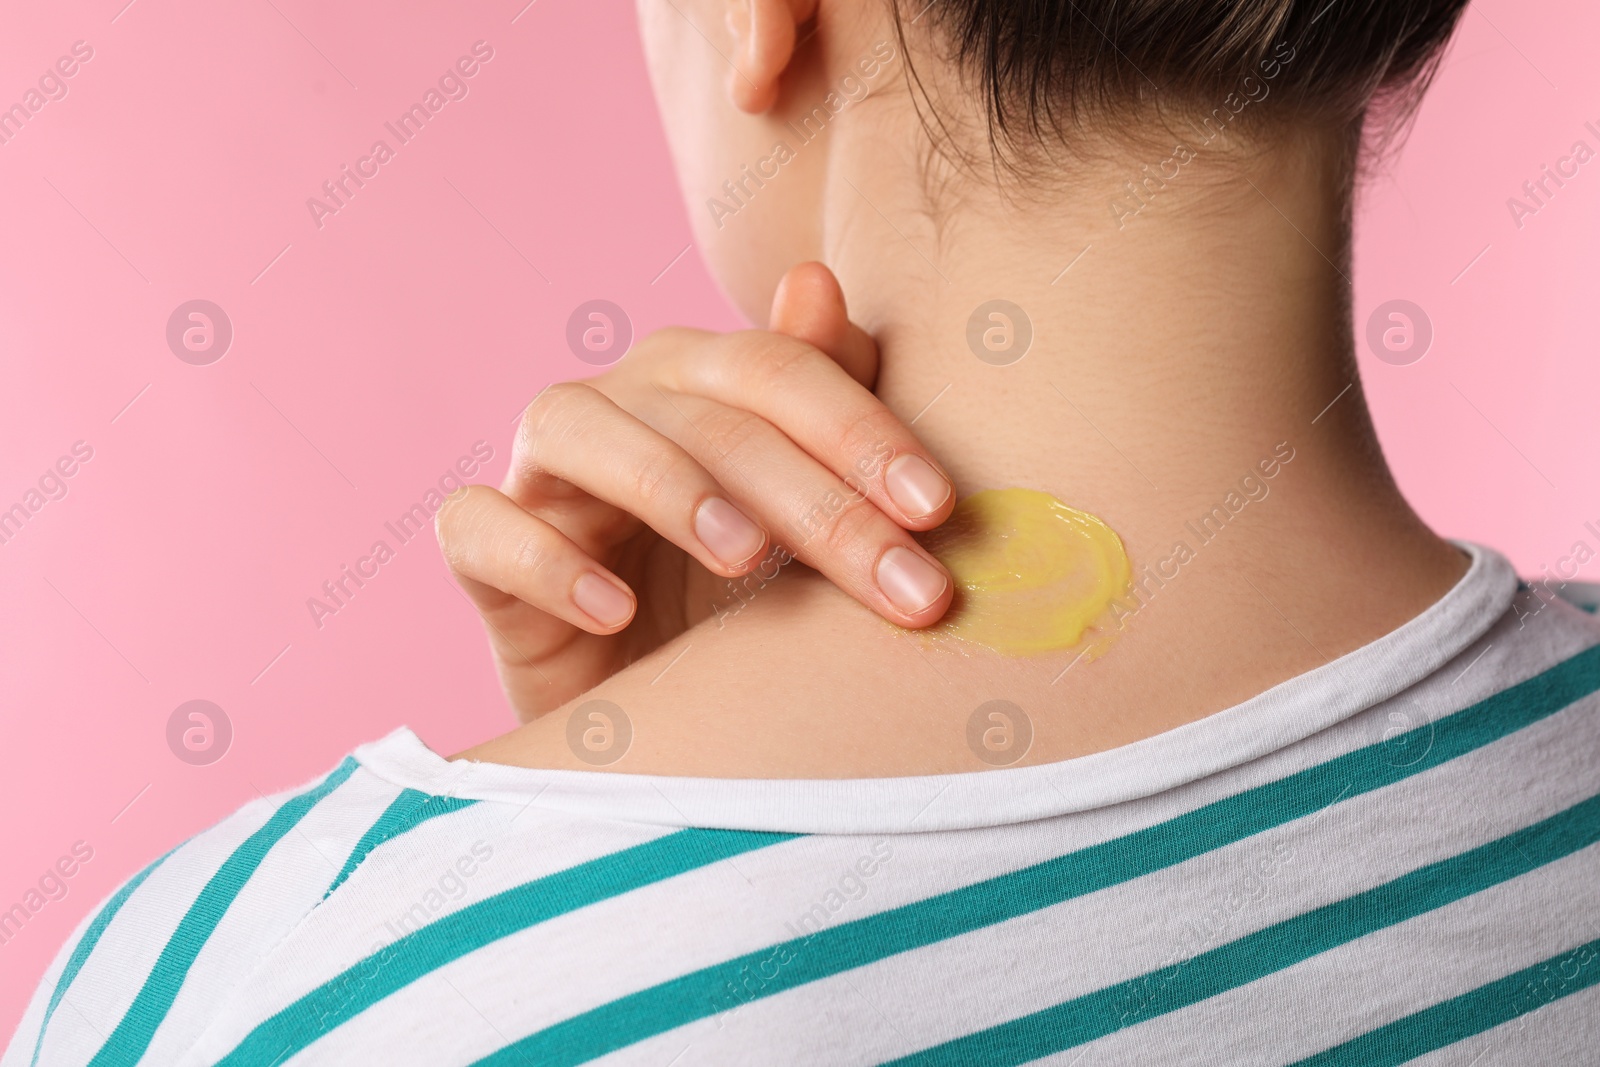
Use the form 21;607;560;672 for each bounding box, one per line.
7;542;1600;1066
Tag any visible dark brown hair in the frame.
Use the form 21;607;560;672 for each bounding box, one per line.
895;0;1468;160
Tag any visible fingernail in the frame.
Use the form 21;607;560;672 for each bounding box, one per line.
885;455;952;519
574;573;634;628
694;497;766;568
877;546;949;615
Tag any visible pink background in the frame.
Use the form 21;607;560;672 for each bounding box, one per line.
1;0;1596;1039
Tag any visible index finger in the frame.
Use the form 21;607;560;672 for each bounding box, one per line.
655;331;956;531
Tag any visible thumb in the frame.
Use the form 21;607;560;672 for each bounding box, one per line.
767;261;880;389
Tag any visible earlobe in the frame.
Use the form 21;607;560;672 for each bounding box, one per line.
725;0;816;113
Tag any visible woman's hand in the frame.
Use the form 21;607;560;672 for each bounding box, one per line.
436;262;956;720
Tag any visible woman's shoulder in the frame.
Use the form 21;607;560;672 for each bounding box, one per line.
5;757;414;1066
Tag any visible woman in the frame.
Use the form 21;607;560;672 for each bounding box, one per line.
10;1;1599;1064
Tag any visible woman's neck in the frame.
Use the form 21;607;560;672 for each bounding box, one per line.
465;125;1470;779
808;117;1470;634
824;120;1367;527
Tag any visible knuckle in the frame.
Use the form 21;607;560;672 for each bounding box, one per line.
722;331;816;394
509;530;556;584
434;485;488;552
814;493;879;556
632;326;707;382
517;382;596;468
695;405;769;461
834;409;901;476
630;448;694;509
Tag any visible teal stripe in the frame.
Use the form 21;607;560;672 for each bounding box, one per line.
213;827;796;1066
1291;935;1600;1066
469;643;1600;1067
326;789;478;898
29;851;173;1067
86;758;359;1067
885;793;1600;1066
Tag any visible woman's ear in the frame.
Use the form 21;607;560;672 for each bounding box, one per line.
724;0;819;113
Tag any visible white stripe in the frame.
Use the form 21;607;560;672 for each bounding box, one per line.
0;896;103;1067
654;702;1600;1064
181;803;679;1063
29;801;275;1067
1405;981;1600;1066
143;769;388;1065
255;685;1598;1066
1062;847;1600;1065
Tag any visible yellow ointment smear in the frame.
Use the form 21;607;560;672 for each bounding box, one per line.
919;488;1132;656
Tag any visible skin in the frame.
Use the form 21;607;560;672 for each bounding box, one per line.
451;0;1468;777
437;264;957;720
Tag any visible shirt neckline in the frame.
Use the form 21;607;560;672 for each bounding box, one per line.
354;541;1515;835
